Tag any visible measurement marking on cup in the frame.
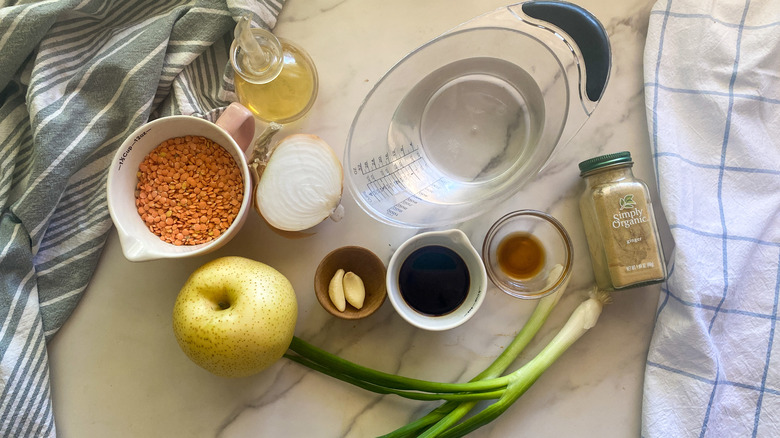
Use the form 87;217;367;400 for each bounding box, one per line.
386;179;445;217
367;168;413;201
356;142;444;217
364;154;426;202
353;143;420;176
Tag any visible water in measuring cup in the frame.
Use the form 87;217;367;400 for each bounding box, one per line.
390;57;544;185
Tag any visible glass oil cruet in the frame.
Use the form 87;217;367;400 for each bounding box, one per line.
230;16;318;124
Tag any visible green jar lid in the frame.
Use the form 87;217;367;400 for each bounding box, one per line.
578;151;633;175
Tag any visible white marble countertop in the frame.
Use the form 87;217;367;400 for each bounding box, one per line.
48;0;666;436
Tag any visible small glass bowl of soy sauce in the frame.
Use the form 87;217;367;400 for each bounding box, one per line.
482;210;573;299
386;229;488;331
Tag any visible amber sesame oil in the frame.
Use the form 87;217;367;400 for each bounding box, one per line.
230;17;318;124
233;42;317;123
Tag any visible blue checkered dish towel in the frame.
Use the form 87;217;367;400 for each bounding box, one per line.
642;0;780;436
0;1;284;436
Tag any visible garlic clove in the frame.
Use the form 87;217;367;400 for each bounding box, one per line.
328;269;346;312
343;271;365;309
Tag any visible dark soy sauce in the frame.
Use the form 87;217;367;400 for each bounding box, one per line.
398;245;470;316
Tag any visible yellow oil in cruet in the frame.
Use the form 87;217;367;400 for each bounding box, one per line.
230;16;318;124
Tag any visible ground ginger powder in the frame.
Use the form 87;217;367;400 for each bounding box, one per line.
578;152;666;290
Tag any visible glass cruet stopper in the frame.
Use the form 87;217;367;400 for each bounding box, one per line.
231;15;283;84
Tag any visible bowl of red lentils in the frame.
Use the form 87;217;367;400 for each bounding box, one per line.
107;105;255;262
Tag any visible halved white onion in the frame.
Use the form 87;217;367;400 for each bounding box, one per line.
254;134;343;232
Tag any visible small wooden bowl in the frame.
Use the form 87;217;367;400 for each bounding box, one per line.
314;246;387;319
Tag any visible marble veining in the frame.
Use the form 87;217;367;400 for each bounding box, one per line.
48;0;662;437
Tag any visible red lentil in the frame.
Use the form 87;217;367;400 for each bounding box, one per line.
135;136;243;246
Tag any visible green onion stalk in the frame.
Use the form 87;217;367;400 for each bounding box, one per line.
284;266;611;437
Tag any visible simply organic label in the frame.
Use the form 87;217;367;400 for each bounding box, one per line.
592;187;665;288
611;194;649;229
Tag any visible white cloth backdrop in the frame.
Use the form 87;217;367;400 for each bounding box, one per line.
643;0;780;436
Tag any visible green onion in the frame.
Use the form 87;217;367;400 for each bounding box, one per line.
287;336;512;394
380;265;570;438
286;265;610;437
432;288;611;438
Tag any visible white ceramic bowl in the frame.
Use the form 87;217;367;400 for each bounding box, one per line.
106;104;255;262
386;229;487;331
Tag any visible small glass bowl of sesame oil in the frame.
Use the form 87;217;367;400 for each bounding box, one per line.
482;210;573;299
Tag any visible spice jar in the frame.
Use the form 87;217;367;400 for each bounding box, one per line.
578;151;666;290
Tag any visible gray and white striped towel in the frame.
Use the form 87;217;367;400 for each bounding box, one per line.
643;0;780;436
0;1;284;435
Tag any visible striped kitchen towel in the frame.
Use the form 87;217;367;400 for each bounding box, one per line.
643;0;780;437
0;0;284;436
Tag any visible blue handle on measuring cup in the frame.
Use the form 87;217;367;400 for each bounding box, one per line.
521;1;611;102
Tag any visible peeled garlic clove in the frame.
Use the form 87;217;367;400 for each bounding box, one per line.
328;269;346;312
343;272;365;309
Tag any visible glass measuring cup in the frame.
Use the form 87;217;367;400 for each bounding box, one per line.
344;1;611;228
